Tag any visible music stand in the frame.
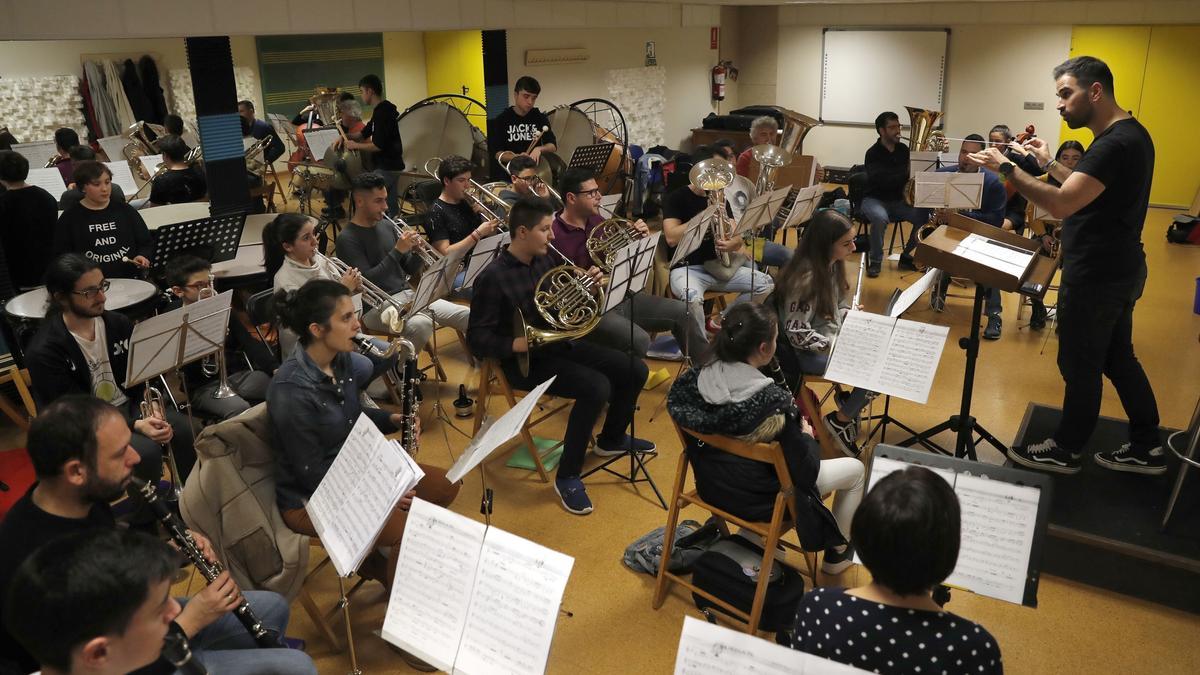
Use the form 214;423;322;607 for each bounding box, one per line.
668;206;716;268
460;232;509;290
782;184;824;229
151;212;246;269
898;214;1058;459
581;233;666;508
406;245;471;443
568;142;616;175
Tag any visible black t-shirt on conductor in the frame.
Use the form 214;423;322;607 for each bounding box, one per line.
363;99;405;171
1059;117;1154;285
487;107;557;181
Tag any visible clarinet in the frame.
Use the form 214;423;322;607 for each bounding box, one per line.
400;351;421;456
127;477;285;649
161;626;208;675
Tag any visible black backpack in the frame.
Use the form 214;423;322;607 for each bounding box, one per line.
691;534;806;633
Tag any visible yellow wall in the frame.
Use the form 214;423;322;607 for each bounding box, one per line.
423;31;486;131
1060;25;1200;206
382;32;429;108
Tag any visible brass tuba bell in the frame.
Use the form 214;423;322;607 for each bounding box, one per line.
903;106;945;152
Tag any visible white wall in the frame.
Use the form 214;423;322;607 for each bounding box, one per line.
506;24;720;148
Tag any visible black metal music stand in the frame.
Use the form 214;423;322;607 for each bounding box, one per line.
151;212;247;269
567;143;616;175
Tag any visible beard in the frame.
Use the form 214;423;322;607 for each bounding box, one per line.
85;472;131;503
1062;100;1093;129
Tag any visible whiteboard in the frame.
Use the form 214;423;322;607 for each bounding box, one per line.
821;29;949;126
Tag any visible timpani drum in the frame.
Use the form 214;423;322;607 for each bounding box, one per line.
398;96;487;199
547;99;632;195
3;279;161;359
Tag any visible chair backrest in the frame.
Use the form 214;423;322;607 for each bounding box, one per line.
846;168;868;213
413;179;443;210
246;288;276;326
673;422;801;521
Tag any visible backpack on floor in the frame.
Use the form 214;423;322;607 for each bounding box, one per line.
1167;215;1200;245
624;519;722;576
691;533;806;632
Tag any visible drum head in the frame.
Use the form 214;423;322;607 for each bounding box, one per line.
5;288;51;320
547;106;599;170
725;176;756;221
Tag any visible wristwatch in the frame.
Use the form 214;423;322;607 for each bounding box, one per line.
998;161;1015;178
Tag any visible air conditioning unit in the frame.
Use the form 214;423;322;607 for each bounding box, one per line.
524;48;589;66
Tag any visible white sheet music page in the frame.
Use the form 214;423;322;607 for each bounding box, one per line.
104;161;140;196
783;184;823;228
669;205;717;267
822;311;895;392
12;141;57;168
674;616;867;674
97;136;128;163
888;268;939;318
945;474;1040;604
874;318;949;404
178;290;234;363
306;414;424;577
24;168;67;196
139;154;164;177
383;498;487;673
446;377;556;483
305;127;339;161
952;233;1033;279
462;232;510;289
454;527;575;675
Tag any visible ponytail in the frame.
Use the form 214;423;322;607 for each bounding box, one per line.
263;213;311;280
272;279;349;345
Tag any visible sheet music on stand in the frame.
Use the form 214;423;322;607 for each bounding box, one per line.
446;377;556;483
24;168;67;196
409;244;468;316
124;290;234;387
951;233;1034;279
306;414;424;577
267;113;295;141
139;154;164;178
912;171;984;209
11;141;57;168
305;127;340;162
909;150;943;175
601;233;660;316
886;268;940;318
151;212;246;268
669;206;717;268
674;617;869;674
737;185;791;236
461;232;510;290
867;445;1053;607
823;311;949;404
782;184;824;229
567;142;616;174
382;497;574;675
97;135;128;164
104;161;140;196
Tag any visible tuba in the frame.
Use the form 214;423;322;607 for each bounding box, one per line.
902;106;947;206
750;143;793;195
513;241;605;377
122;121;168;180
689;158;746;280
585;218;642;272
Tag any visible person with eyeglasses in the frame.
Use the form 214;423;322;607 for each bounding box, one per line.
24;253;197;484
498;155;561;210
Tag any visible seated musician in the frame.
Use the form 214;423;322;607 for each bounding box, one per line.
165;255;271;420
713;138;737;162
769;209;879;458
426;155;502;256
663;145;774;340
268;281;459;674
498;155;561;210
147;135;206;207
4;529;182;675
0;396;315;675
467;197;651;516
791;466;1002;674
861;111;931;277
487;75;557;182
666;302;864;574
320;93;368;219
335;172;470;355
0;150;57;291
236;99;285;165
734;115;778;177
57;146;129;211
990;124;1035;235
24;254;195;483
552;167;708;361
50;126;80;183
54;161;151;279
927;134;1008;341
341;75;405;214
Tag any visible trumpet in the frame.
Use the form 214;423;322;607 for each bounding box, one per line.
140;386;185;500
382;212;441;267
198;273;237;400
423;157;508;226
316;253;408;333
44;153;66;168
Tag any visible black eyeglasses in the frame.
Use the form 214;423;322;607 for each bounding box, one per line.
517;174;543;185
72;280;111;299
571;188;603;198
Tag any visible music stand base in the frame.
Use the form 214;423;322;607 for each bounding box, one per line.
894;414;1007;460
581;450;667;509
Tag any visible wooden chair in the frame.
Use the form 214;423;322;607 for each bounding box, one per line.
295;542;367;651
793;374;847;460
653;422;817;634
473;358;573;483
0;366;36;430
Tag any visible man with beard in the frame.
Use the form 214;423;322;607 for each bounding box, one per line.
968;56;1161;476
0;396;316;675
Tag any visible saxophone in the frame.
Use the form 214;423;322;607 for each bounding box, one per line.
126;477;285;649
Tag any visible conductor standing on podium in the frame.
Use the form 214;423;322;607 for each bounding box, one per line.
968;56;1162;476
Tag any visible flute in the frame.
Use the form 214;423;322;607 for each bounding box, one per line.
852;252;866;309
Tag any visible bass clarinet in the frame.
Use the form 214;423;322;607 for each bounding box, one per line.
126;477;286;649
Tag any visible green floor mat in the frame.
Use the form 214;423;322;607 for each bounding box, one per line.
505;436;564;472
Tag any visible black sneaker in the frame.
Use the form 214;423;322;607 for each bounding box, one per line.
594;434;657;457
866;262;881;278
822;543;856;575
823;411;862;458
1008;438;1081;474
898;253;919;272
983;314;1002;340
1094;443;1167;475
1029;301;1048;330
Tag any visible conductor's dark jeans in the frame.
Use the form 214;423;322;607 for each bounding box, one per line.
1053;266;1161;453
502;340;649;479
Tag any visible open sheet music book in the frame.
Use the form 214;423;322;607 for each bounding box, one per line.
822;311;949;404
11;141;57;168
306;414;424;577
305;127;340;162
868;446;1053;606
104;161;140;196
138;154;164;178
674;617;869;674
382;499;574;675
951;233;1035;279
446;377;556;483
24;168;67;196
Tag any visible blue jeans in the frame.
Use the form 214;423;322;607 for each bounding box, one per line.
759;240;794;268
860;197;930;264
1054;268;1159;453
669;264;774;337
184;590;317;674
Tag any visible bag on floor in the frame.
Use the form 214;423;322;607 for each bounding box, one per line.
623;519;722;576
1166;215;1199;245
691;534;806;632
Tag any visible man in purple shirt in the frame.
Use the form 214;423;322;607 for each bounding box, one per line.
552;168;708;361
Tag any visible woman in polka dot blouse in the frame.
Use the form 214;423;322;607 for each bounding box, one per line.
791;466;1003;674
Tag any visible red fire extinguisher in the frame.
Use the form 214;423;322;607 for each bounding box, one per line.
711;62;727;101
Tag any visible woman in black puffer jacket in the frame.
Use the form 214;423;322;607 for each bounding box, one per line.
667;302;866;574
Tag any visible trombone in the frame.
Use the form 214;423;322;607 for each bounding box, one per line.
381;212;441;267
197;273;237;400
316;252;408;333
423;157;509;225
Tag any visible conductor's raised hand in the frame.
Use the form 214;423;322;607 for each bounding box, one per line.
966;146;1007;172
1023;138;1052;167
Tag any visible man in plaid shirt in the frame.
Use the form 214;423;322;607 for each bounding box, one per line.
467;197;652;515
